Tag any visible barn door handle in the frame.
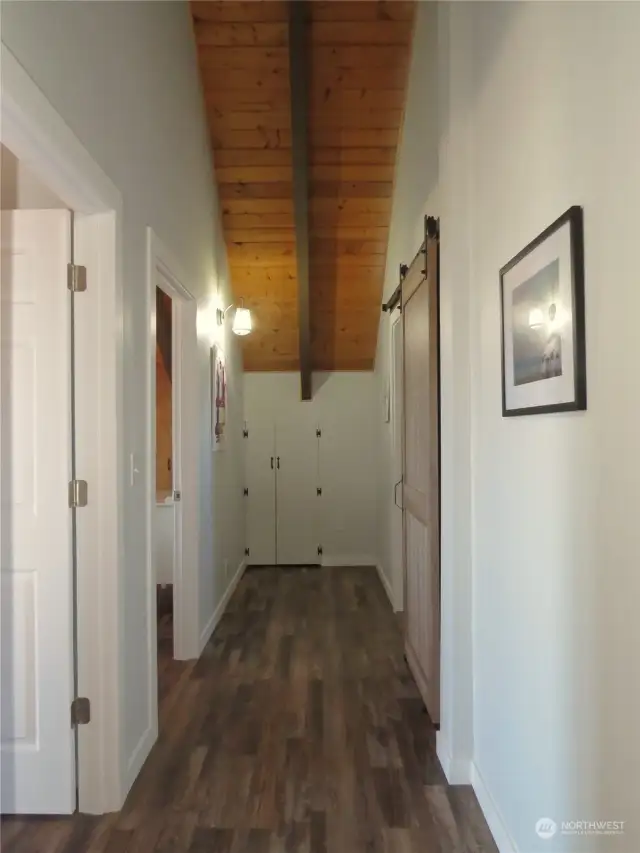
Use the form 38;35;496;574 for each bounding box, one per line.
394;479;403;509
270;456;274;469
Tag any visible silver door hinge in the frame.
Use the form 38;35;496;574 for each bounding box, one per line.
71;697;91;726
173;490;181;502
68;479;88;508
67;263;87;292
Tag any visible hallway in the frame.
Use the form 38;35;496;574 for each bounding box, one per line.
2;568;496;853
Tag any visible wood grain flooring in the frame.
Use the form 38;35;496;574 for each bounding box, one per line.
1;567;497;853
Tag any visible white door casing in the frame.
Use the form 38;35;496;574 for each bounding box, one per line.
0;209;76;814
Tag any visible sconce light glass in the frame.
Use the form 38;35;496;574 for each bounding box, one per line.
217;298;253;336
232;305;252;336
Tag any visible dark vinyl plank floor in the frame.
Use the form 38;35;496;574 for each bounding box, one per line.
1;566;497;853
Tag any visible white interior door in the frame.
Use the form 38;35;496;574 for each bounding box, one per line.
1;210;76;813
246;422;276;564
391;316;404;612
275;420;319;565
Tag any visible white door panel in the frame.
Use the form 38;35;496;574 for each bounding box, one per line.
246;422;276;565
1;210;75;813
275;420;318;565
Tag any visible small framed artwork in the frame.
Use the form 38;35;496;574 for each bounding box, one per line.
210;344;226;450
500;205;586;416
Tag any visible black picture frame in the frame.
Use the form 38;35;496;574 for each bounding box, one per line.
500;205;586;417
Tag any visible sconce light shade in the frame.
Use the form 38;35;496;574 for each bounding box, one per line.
232;306;252;336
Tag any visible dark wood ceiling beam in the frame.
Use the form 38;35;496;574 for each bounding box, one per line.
288;0;312;400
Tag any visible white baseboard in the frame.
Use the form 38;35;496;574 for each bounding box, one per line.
321;554;377;568
435;730;471;785
199;559;246;652
375;562;396;610
470;761;518;853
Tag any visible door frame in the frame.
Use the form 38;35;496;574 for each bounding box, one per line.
146;228;199;676
1;45;124;811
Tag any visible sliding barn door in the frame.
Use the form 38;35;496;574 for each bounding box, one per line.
402;227;441;725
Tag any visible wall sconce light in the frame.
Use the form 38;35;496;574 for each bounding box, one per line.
216;298;253;336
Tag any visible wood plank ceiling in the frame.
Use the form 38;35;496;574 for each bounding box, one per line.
191;0;414;372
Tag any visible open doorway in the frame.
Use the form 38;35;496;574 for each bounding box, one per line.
154;285;176;701
147;227;199;718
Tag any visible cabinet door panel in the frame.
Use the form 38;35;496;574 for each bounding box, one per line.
246;423;276;564
275;420;319;565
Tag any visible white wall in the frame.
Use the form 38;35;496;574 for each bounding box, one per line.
1;144;67;209
244;372;379;568
376;3;640;852
1;0;245;801
374;1;440;609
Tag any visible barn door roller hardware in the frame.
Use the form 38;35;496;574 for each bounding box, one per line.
422;215;440;276
382;263;407;313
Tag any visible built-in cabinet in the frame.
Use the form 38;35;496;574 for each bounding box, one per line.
245;420;321;565
243;372;379;570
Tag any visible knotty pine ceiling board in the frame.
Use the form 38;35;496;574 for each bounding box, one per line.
191;0;415;372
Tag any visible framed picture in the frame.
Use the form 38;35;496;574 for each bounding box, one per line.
500;205;586;416
210;344;226;450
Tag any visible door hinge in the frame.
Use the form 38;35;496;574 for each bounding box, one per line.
243;428;249;438
71;697;91;726
317;487;322;496
67;263;87;292
245;547;250;556
316;428;322;438
173;490;181;502
317;545;323;556
68;479;88;508
243;487;249;496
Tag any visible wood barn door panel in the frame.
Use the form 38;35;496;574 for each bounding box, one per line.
402;234;440;725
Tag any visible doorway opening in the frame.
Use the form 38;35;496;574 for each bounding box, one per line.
154;284;176;702
146;226;199;724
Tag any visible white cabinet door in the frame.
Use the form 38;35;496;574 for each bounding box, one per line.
275;420;319;565
1;210;76;813
245;422;276;565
